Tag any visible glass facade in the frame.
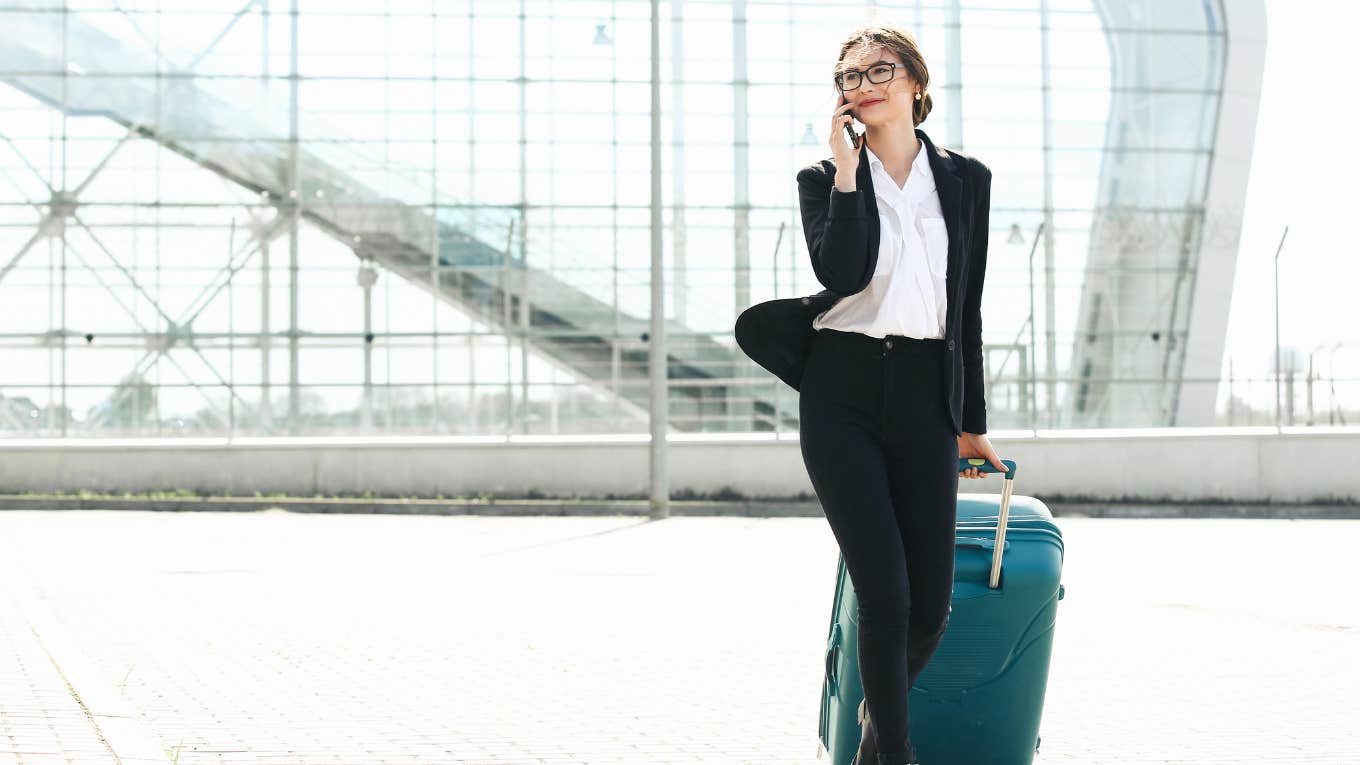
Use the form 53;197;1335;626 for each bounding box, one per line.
0;1;1266;437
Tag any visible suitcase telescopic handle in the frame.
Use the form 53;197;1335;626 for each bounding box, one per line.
957;457;1016;479
956;458;1017;589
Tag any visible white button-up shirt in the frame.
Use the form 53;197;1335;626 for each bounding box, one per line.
811;141;949;339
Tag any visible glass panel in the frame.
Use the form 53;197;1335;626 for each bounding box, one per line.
0;0;1273;436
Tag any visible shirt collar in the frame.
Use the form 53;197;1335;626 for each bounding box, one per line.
864;140;933;183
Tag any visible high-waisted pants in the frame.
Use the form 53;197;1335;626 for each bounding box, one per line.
798;327;960;762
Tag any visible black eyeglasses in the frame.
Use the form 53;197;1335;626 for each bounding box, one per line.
835;62;901;92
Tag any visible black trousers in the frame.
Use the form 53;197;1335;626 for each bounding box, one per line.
798;327;960;761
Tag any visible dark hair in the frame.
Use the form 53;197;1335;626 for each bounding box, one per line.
834;23;933;127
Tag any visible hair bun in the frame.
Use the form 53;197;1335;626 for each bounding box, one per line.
915;90;933;126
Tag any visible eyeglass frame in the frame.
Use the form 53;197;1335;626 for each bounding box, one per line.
834;61;904;92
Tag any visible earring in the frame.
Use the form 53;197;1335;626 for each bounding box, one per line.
915;91;922;100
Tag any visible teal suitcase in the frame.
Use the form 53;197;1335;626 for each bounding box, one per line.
817;459;1066;765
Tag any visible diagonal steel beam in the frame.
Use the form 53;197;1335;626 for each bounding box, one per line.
81;218;281;432
60;238;233;431
61;214;276;433
67;132;135;199
0;133;56;196
179;211;286;325
186;0;263;73
70;213;179;328
0;227;47;288
80;208;287;431
109;1;174;73
0;126;136;287
4;99;277;434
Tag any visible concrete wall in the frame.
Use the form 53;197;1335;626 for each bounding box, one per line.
1;426;1357;504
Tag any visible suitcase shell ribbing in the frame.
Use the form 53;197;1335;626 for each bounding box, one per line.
817;471;1066;765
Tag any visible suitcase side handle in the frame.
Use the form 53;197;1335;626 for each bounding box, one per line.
823;623;842;698
958;457;1016;480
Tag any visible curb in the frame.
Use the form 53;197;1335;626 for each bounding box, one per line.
0;495;1357;518
0;495;826;517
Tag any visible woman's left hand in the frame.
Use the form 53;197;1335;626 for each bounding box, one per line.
957;432;1006;479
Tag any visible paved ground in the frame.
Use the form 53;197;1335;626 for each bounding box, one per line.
0;507;1356;764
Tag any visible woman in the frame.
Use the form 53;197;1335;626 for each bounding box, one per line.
734;23;1007;765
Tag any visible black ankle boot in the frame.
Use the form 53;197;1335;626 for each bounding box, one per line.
854;697;919;765
849;698;877;765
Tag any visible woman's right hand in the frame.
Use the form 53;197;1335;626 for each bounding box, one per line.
830;95;860;186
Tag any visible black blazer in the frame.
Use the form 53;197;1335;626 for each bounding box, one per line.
734;126;993;436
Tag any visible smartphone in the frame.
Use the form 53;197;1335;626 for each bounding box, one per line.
840;94;860;149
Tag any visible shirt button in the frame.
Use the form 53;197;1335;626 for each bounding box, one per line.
947;339;956;351
884;339;893;349
800;296;810;305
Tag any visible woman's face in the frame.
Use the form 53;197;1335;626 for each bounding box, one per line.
836;46;918;128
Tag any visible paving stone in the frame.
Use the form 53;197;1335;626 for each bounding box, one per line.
0;511;1355;764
